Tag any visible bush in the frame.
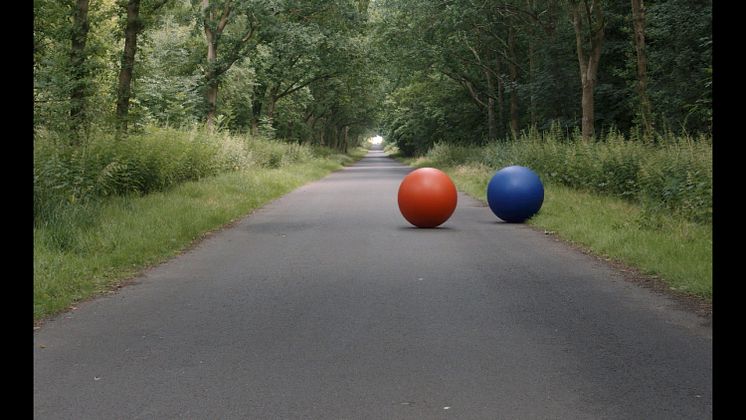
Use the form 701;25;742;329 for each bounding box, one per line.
33;126;332;226
637;140;712;224
420;130;712;224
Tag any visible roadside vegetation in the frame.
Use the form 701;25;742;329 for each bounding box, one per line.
34;0;378;322
390;128;712;300
34;127;366;321
34;0;711;319
375;0;711;302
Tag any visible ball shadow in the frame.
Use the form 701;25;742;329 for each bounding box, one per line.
396;225;456;231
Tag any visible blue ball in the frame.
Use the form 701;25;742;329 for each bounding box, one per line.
486;165;544;223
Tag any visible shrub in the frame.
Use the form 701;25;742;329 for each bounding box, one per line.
419;130;711;224
33;126;333;226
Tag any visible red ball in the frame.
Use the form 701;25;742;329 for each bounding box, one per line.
397;167;458;228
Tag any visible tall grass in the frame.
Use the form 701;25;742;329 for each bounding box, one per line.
420;127;712;224
34;126;349;225
33;126;363;321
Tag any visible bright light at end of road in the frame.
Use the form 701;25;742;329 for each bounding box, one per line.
370;135;383;145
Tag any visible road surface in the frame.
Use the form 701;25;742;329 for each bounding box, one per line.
34;145;712;419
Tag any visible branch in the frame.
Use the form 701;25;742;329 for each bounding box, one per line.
217;2;233;34
571;2;588;77
462;32;483;66
276;73;336;100
440;70;487;109
584;0;594;43
241;16;256;43
215;17;259;75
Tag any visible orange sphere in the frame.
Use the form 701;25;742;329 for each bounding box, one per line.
397;167;458;228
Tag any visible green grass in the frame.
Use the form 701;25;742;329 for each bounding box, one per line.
530;184;711;297
400;132;712;225
34;149;367;322
407;159;712;300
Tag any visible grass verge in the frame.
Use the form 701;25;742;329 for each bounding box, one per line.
405;158;712;301
34;148;367;323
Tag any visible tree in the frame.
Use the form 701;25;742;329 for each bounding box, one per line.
630;0;652;138
247;21;333;135
133;7;205;128
646;0;711;133
199;0;261;129
570;0;605;141
35;0;72;132
33;0;710;152
69;0;91;141
115;0;171;134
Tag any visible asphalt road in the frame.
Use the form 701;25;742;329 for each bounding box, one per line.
34;145;712;419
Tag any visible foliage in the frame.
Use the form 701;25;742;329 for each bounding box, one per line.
371;0;712;152
34;0;382;150
34;148;365;321
33;125;346;229
34;0;711;147
32;0;714;318
34;0;122;133
416;128;712;224
134;14;205;128
646;0;712;133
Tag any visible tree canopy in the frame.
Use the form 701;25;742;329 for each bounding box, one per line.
371;0;711;153
34;0;711;153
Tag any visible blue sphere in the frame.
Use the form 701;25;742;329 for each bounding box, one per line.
486;165;544;223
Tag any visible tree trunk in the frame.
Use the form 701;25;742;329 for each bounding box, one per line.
526;0;536;127
571;0;604;142
580;80;595;140
330;126;338;150
343;125;349;153
485;68;497;141
528;40;536;127
496;58;505;139
69;0;90;141
265;92;278;123
305;114;316;143
204;33;218;130
200;0;257;130
546;1;564;123
202;0;221;130
508;26;519;138
115;0;142;135
631;0;653;138
205;76;218;130
250;89;264;136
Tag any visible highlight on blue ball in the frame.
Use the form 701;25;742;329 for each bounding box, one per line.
486;165;544;223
